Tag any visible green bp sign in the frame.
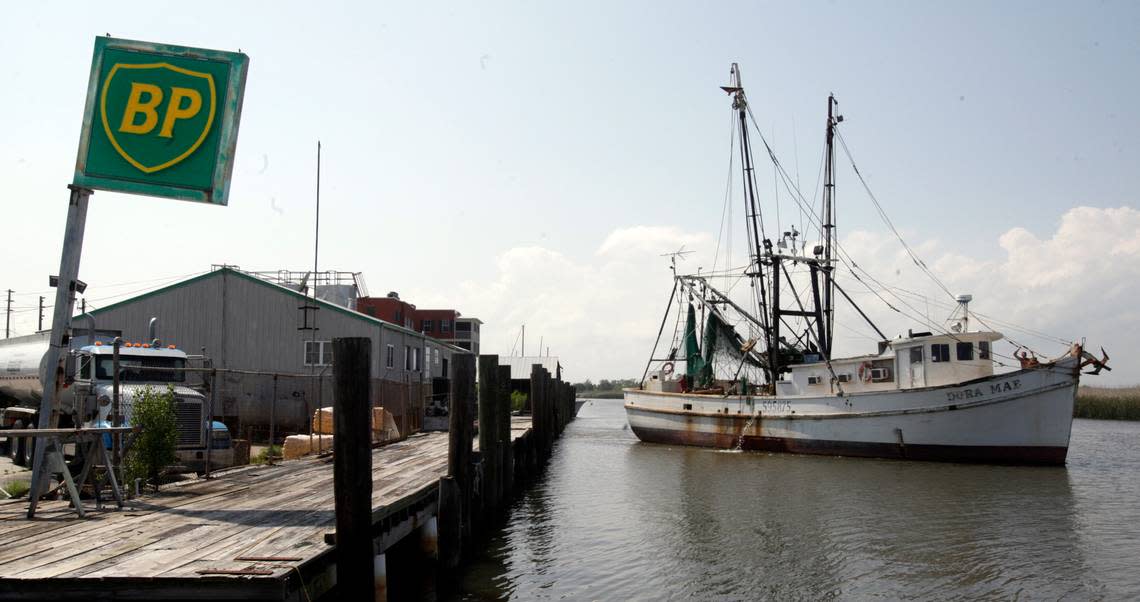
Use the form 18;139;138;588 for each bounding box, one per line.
73;37;248;205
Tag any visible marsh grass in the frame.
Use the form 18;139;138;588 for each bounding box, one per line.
1076;386;1140;421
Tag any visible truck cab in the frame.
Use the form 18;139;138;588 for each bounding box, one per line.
77;342;234;473
0;331;233;473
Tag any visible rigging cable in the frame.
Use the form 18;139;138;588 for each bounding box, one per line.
713;108;738;274
739;99;1068;362
639;281;679;386
834;130;956;301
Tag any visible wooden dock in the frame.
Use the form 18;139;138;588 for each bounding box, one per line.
0;418;533;601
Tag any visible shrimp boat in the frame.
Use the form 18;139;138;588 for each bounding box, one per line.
624;65;1109;465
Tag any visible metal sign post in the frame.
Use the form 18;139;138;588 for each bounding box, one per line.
27;185;92;517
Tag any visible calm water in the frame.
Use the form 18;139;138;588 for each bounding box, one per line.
450;399;1140;600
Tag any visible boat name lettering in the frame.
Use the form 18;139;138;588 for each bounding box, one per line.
945;379;1021;402
990;379;1021;394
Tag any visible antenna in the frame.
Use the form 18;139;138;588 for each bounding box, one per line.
955;294;973;333
660;245;694;274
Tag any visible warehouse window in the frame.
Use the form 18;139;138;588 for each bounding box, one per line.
305;341;333;366
413;347;421;371
441;319;451;333
386;344;395;369
404;345;411;370
422;319;433;332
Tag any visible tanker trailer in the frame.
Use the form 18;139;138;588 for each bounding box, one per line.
0;329;232;472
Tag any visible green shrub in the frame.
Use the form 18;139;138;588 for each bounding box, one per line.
252;445;282;465
124;385;179;492
510;390;527;413
1;480;29;498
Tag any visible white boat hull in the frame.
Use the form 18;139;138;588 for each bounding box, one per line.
624;358;1080;465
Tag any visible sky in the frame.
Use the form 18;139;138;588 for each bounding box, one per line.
2;1;1138;384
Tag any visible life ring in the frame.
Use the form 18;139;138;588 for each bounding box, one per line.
662;362;675;375
858;361;873;383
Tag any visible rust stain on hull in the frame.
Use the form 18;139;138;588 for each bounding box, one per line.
630;425;1067;465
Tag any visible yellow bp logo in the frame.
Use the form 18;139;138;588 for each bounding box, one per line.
99;62;217;174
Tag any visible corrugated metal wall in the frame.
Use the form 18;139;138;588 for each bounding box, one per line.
86;269;457;437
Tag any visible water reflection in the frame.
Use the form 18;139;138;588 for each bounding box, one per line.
453;401;1139;600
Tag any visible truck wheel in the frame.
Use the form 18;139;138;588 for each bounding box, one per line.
6;420;20;461
14;421;28;468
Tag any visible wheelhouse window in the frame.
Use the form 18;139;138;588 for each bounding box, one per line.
909;347;923;364
931;343;950;363
304;341;333;366
957;342;974;361
979;341;991;360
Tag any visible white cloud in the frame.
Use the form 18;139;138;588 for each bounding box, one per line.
835;206;1140;385
418;208;1138;385
409;226;714;382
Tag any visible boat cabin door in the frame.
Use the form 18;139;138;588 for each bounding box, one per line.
909;346;925;387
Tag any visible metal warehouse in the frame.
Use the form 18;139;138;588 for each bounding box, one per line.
77;267;462;440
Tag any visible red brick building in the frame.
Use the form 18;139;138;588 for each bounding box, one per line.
356;292;418;330
356;292;479;353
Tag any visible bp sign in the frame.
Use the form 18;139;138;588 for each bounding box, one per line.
73;37;248;205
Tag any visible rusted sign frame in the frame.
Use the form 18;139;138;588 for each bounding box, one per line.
72;36;248;205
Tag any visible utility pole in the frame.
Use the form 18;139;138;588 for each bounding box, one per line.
4;289;11;338
38;296;45;332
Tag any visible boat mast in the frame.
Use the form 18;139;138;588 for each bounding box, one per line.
821;94;841;359
722;64;777;386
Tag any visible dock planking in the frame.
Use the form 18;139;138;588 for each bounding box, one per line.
0;418;533;601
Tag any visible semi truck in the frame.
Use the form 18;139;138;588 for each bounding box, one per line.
0;325;232;473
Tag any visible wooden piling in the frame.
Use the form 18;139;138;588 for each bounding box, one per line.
497;365;513;501
437;475;462;570
530;365;542;459
331;337;374;599
560;381;569;432
477;355;501;514
543;369;554;456
442;353;475;560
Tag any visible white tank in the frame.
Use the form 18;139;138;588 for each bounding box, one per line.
0;333;59;406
